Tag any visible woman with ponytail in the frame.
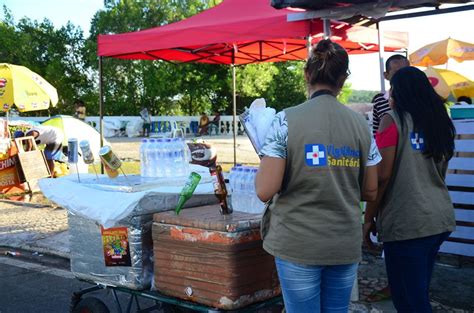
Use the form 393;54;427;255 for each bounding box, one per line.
364;66;456;313
256;39;380;313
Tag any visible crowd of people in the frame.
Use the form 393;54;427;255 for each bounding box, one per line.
256;39;457;313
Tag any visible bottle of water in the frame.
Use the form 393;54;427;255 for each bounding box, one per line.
163;138;173;177
228;167;237;193
231;167;244;212
228;166;236;210
241;168;252;213
147;139;156;177
250;168;265;213
182;138;191;175
156;138;164;178
172;138;184;176
140;139;148;177
154;139;164;178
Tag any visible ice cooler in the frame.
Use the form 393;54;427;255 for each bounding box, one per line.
69;192;217;290
152;204;280;310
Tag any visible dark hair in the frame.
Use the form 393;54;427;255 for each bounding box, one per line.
390;66;455;162
457;96;472;104
74;99;85;106
305;39;349;89
385;54;408;72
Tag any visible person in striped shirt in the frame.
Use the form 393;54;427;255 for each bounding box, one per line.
371;55;410;136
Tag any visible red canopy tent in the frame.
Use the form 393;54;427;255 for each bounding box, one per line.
97;0;408;163
98;0;407;64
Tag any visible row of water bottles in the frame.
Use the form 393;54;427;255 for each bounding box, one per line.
228;166;265;214
140;138;191;178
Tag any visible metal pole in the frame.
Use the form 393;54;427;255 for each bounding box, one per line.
323;19;331;39
376;22;386;94
307;35;312;56
99;56;104;174
232;64;237;166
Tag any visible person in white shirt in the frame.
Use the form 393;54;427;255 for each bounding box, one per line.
15;125;64;174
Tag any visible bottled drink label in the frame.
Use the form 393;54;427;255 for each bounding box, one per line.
67;138;79;164
99;145;122;170
79;140;94;164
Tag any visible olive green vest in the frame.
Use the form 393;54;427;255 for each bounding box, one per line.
376;111;455;242
261;94;371;265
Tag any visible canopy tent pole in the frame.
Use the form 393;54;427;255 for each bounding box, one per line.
323;19;331;39
99;56;104;174
376;22;386;93
232;62;237;166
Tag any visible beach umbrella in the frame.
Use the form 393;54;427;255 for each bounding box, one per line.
41;115;108;159
410;38;474;67
0;63;58;112
424;67;474;100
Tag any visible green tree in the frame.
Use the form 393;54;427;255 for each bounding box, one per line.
1;5;93;116
85;0;229;116
349;90;379;103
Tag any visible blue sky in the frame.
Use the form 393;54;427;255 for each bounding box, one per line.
2;1;473;91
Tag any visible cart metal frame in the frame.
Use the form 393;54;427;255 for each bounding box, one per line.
71;283;283;313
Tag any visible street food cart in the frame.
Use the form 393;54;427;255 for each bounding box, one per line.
39;164;281;312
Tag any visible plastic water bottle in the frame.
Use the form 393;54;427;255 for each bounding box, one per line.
250;168;265;213
172;138;185;176
231;167;244;212
154;139;164;177
163;138;173;177
228;167;237;193
182;138;191;175
147;139;156;177
241;168;252;213
140;139;148;177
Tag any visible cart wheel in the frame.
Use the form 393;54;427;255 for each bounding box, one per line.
71;297;110;313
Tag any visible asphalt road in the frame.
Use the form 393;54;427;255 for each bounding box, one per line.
0;255;159;313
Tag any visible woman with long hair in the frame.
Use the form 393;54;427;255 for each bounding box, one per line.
256;39;380;313
364;66;456;313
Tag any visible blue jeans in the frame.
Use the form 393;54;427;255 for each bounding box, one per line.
275;258;358;313
384;232;451;313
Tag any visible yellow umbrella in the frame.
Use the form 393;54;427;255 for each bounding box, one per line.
423;67;474;99
0;63;58;112
410;38;474;67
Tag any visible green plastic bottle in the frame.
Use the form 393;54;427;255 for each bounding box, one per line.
175;172;201;215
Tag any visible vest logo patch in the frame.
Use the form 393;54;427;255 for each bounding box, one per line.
305;144;327;166
305;144;361;168
410;132;425;151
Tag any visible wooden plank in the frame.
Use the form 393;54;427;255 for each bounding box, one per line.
450;226;474;240
446;174;474;188
440;241;474;257
455;209;474;223
450;191;474;205
453;120;474;135
455;139;474;152
448;157;474;171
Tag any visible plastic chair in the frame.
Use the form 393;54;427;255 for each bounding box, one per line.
209;123;219;136
190;121;199;135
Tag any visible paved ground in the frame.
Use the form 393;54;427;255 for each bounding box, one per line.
1;199;473;312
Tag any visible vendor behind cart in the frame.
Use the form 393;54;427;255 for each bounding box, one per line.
14;125;64;174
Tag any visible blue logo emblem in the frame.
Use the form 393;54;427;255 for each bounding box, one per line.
410;132;425;151
305;144;327;166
